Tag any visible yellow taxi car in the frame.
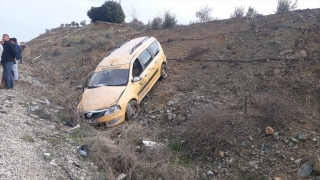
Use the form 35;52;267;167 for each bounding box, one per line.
77;36;167;127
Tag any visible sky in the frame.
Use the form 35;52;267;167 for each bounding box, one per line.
0;0;319;42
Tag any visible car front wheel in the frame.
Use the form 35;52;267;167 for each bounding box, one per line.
160;63;168;80
126;100;140;121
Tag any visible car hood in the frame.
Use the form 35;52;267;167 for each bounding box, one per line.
77;86;126;112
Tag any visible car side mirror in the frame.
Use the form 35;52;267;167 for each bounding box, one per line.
132;77;141;83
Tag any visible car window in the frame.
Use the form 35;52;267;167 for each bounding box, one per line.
148;41;160;56
88;69;129;87
132;59;143;77
139;49;153;67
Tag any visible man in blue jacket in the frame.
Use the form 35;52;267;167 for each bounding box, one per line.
0;34;15;89
10;38;21;82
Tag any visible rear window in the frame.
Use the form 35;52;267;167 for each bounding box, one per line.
139;50;153;67
148;41;160;56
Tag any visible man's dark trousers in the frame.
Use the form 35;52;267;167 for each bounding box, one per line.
2;61;14;88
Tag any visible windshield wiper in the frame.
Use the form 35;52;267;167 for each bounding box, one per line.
87;84;106;88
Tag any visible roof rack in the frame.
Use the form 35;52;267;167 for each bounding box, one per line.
106;39;130;57
129;36;150;54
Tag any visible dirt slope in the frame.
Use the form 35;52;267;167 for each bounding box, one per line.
19;8;320;180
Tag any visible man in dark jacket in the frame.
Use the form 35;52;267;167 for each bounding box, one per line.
10;38;21;82
0;34;15;89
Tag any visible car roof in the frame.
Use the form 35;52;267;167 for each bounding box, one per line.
96;36;156;70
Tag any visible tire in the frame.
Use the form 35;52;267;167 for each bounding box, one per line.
160;63;168;80
126;100;140;121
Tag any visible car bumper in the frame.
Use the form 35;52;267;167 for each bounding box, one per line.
94;109;126;127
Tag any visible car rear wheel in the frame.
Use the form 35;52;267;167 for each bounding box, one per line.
126;100;140;121
160;63;168;80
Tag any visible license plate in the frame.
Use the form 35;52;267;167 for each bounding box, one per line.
87;119;98;124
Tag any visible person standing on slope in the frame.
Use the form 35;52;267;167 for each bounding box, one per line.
10;38;21;83
0;34;15;89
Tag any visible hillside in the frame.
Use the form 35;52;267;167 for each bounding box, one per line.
12;8;320;179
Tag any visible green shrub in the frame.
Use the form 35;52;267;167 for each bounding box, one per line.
87;1;125;23
276;0;298;14
163;10;177;29
151;17;162;30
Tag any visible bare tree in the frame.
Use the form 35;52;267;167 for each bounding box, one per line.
230;6;245;18
276;0;298;13
195;4;213;23
127;5;140;21
246;6;258;18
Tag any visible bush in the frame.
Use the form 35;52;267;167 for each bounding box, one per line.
80;20;86;26
87;1;125;23
105;28;114;39
276;0;298;14
230;6;245;18
151;17;162;30
246;7;258;29
195;4;213;23
252;92;303;128
184;41;210;59
182;108;236;158
146;20;151;30
162;10;177;29
246;6;258;18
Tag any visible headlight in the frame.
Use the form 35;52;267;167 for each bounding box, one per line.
104;105;121;116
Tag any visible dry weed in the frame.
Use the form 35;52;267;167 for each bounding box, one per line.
251;92;303;128
185;41;210;60
182;108;236;158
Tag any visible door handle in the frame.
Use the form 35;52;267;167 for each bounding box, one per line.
155;61;158;64
144;74;147;77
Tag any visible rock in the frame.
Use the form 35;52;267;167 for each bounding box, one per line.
30;105;39;112
297;164;313;177
117;173;127;180
55;106;65;110
0;110;8;114
290;50;307;59
36;100;47;105
219;151;225;158
31;102;37;105
288;142;294;147
50;161;58;166
249;136;253;142
44;153;51;157
30;114;40;119
295;158;302;165
265;127;274;135
167;113;176;121
297;134;307;141
291;138;299;143
150;116;156;119
48;125;55;130
249;161;259;167
273;177;282;180
313;138;318;143
77;85;83;89
313;155;320;175
207;170;214;176
280;49;294;56
284;45;291;49
167;100;175;106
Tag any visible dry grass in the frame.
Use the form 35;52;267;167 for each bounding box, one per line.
185;41;210;60
251;92;304;128
182;108;237;158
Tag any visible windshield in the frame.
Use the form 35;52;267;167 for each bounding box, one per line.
88;69;129;87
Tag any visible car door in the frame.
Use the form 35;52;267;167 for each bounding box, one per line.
130;58;146;102
148;40;162;78
137;49;155;100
